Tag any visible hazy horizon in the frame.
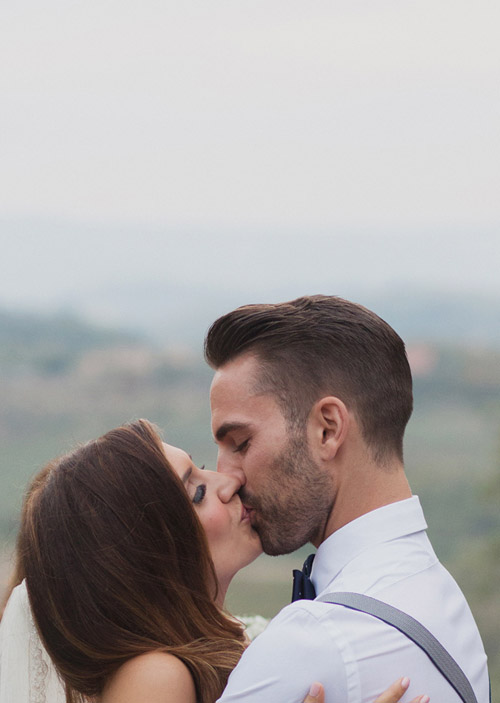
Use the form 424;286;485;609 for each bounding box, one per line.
2;217;500;351
2;218;500;310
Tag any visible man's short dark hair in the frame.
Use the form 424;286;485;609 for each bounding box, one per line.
204;295;413;464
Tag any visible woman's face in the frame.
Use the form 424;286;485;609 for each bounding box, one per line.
162;442;262;597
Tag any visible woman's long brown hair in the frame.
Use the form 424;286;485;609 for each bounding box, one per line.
17;420;247;703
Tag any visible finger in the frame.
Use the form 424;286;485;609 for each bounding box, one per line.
374;677;411;703
409;697;430;703
303;682;325;703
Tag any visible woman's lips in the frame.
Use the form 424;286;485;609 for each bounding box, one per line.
241;504;254;523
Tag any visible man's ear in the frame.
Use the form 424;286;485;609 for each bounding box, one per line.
308;396;350;460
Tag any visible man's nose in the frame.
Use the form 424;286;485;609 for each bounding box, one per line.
216;449;246;487
214;471;243;503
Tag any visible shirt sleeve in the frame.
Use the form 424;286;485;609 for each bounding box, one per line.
218;603;349;703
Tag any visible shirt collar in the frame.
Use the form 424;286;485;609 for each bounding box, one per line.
311;496;427;594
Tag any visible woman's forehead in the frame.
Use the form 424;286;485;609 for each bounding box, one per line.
161;442;192;471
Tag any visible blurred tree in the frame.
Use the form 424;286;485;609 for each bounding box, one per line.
451;430;500;699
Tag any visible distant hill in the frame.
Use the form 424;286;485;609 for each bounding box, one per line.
368;288;500;347
3;286;500;365
0;308;141;374
68;283;500;349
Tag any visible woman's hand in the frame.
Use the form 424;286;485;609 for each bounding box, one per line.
302;678;430;703
302;682;324;703
375;677;430;703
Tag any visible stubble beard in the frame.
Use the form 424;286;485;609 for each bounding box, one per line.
240;432;334;556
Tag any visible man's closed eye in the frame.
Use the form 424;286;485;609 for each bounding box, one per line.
233;440;249;453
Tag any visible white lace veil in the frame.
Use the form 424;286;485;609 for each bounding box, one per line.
0;580;66;703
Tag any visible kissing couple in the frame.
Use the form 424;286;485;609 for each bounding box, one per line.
0;295;489;703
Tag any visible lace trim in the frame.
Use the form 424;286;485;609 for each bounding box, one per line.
236;614;269;641
28;604;49;702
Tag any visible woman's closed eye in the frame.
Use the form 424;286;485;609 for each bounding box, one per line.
189;465;206;505
193;483;207;505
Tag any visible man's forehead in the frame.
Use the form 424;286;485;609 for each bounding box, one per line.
210;353;260;400
211;386;284;441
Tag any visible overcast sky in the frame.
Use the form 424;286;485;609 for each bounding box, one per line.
1;1;499;312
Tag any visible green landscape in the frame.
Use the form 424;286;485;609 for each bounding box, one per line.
1;308;499;695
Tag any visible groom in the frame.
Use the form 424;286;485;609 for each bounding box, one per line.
205;295;489;703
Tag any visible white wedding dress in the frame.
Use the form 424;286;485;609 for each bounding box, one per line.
0;580;66;703
0;580;268;703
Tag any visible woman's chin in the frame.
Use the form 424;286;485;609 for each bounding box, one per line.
217;546;263;594
240;543;264;570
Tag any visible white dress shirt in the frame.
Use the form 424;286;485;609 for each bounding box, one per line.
219;497;489;703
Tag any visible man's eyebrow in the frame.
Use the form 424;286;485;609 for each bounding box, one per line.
214;422;250;443
182;466;192;483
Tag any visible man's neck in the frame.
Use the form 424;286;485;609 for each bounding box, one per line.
314;459;412;547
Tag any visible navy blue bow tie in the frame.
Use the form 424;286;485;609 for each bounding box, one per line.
291;553;316;602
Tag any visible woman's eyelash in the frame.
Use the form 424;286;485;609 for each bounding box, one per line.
199;464;205;471
193;484;206;505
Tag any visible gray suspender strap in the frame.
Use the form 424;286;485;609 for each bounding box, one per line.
318;592;479;703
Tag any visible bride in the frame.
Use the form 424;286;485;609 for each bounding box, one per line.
0;419;427;703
